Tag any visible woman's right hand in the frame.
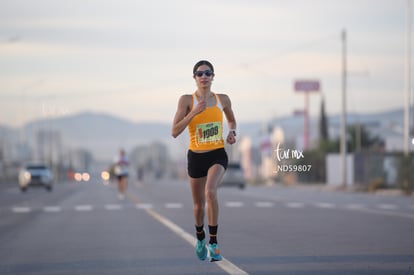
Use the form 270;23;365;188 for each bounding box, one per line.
193;100;206;115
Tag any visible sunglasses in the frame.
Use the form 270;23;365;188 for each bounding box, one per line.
194;70;213;77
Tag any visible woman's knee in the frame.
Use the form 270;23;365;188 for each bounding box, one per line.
205;188;217;202
193;202;205;212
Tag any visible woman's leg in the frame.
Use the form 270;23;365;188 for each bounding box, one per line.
117;177;121;193
189;177;207;227
205;164;225;261
205;164;225;227
119;176;126;194
190;176;209;260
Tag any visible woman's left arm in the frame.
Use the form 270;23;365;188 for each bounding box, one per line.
219;94;237;144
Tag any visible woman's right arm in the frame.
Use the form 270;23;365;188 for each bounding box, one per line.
171;95;193;138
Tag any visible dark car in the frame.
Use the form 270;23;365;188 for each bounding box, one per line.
221;162;245;189
18;163;53;192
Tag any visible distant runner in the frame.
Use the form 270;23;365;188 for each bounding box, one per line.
113;149;129;200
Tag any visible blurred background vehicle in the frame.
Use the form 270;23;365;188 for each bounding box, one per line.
18;163;54;192
220;162;245;189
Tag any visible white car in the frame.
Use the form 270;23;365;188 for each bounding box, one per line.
18;163;53;192
221;163;245;189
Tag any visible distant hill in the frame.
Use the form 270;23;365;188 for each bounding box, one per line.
20;112;172;161
24;111;169;142
240;107;412;148
0;125;17;137
0;108;411;161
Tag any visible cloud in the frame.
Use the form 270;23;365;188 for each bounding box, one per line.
0;0;408;127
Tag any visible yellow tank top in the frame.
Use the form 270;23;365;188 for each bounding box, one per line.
188;93;225;151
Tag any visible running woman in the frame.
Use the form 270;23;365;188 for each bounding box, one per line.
113;149;129;200
171;60;237;261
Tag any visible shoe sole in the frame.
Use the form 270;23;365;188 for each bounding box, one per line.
210;256;222;262
210;258;221;262
209;250;222;262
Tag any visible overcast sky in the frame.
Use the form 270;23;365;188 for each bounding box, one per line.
0;0;409;127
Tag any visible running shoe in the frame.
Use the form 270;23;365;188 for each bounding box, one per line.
208;243;222;262
195;238;207;261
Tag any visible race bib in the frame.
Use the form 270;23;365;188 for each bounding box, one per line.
196;122;222;144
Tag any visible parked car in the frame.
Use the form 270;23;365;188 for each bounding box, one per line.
18;163;53;192
221;162;245;189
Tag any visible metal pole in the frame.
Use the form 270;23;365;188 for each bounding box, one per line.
304;92;310;150
403;0;412;192
404;0;411;158
340;29;347;187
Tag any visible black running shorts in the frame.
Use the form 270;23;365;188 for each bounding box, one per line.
187;148;228;178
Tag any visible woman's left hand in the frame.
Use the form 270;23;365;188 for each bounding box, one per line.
226;133;236;144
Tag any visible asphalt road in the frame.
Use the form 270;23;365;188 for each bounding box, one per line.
0;177;413;275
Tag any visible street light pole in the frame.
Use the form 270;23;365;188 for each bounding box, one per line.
340;29;347;187
404;0;411;158
403;0;412;192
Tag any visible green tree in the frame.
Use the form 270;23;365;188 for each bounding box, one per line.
316;124;383;154
318;96;329;142
346;124;383;152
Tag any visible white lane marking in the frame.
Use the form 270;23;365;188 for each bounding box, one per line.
344;203;364;210
136;203;153;209
314;202;336;209
145;207;248;275
225;201;244;208
285;202;305;208
347;206;414;219
75;205;93;211
126;192;248;275
165;203;183;209
12;206;31;213
43;206;62;212
377;204;398;210
255;201;274;208
105;204;123;210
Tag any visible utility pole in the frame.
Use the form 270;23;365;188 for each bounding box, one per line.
405;0;411;158
403;0;412;192
340;29;348;187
